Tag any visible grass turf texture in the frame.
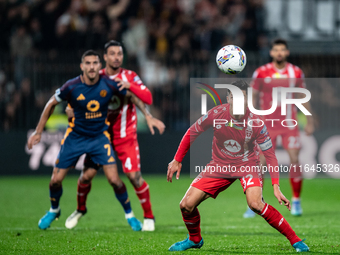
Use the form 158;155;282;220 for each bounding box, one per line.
0;175;339;254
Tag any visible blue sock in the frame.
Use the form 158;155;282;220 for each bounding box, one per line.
114;183;132;214
49;184;63;209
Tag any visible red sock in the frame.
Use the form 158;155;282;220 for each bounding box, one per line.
259;203;301;245
289;164;303;198
134;181;154;219
77;179;91;212
182;208;201;244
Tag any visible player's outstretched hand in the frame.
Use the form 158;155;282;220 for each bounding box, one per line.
115;77;131;91
273;184;291;210
167;159;182;183
27;131;42;150
145;115;166;135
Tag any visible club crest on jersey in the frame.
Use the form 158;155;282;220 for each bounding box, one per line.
100;90;107;97
245;129;252;140
224;139;241;153
217;54;234;65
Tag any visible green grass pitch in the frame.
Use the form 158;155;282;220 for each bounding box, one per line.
0;175;339;254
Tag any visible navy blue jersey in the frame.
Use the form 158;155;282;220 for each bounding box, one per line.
55;75;126;136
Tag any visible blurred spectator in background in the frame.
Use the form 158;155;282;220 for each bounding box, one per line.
5;0;333;132
10;25;32;86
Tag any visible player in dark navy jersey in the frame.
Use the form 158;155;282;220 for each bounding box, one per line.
27;50;135;230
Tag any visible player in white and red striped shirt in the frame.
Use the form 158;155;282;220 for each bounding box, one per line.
65;41;165;231
244;39;314;218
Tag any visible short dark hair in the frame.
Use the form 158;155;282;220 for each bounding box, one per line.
227;80;249;95
81;50;100;62
271;38;288;49
104;40;122;53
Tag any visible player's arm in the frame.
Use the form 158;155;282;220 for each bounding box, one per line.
27;95;59;149
256;126;291;210
167;111;213;182
129;94;165;135
115;75;153;105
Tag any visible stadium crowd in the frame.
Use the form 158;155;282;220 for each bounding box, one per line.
5;0;339;133
0;0;269;131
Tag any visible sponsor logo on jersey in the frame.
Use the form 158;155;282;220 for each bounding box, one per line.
77;94;85;101
100;90;107;97
87;100;100;112
224;139;241;153
108;156;115;163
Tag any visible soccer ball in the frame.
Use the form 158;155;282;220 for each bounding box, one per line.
216;45;247;74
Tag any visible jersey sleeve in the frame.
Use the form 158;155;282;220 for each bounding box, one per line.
128;72;153;105
174;109;214;162
55;81;72;102
251;68;262;91
255;125;279;185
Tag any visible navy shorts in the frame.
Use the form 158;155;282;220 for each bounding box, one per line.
55;129;116;169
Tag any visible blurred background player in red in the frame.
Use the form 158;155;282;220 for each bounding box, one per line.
65;41;165;231
243;38;314;218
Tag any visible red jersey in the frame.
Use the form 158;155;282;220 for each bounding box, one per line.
174;104;279;185
99;68;152;139
251;62;305;123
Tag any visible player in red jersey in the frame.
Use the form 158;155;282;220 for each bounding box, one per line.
243;39;314;218
65;41;165;231
166;80;309;252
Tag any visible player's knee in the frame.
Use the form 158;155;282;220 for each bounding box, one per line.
248;200;264;214
179;200;195;213
127;172;143;188
49;179;62;187
79;176;92;184
107;176;122;188
80;168;96;183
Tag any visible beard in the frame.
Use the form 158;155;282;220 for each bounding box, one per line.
86;71;97;81
275;57;286;65
109;63;121;70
